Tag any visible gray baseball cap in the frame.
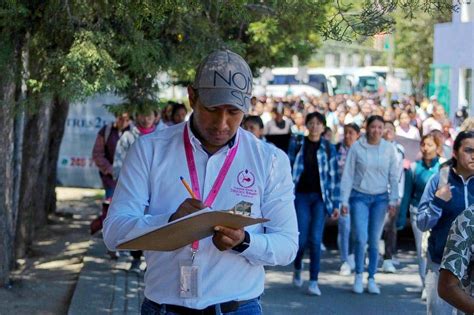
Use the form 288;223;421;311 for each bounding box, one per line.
192;50;253;113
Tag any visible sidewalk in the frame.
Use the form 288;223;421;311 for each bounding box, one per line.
69;238;425;315
68;237;145;315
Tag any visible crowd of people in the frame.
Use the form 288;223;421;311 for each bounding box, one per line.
241;92;473;313
90;49;473;314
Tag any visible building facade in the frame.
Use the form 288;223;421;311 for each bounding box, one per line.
433;1;474;117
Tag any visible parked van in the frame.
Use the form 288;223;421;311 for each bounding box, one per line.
343;67;379;93
364;66;413;97
253;67;327;97
309;68;352;95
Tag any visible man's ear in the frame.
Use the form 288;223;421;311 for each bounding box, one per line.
187;85;197;110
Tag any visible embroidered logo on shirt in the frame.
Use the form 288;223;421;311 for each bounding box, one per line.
237;169;255;188
231;169;258;199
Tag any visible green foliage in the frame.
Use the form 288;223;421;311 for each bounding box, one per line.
59;30;124;100
105;99;163;117
394;7;451;94
323;0;456;42
0;0;460;108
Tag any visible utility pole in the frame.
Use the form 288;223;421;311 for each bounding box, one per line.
386;33;395;106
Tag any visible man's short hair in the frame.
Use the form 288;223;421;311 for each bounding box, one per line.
305;112;326;127
344;123;360;134
243;115;264;129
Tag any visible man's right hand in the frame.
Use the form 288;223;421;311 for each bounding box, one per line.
169;198;206;222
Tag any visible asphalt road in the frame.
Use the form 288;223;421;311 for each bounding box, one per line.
261;248;425;315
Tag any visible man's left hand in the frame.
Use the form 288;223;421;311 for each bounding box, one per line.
212;226;245;251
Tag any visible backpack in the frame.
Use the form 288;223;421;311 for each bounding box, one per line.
104;123;113;144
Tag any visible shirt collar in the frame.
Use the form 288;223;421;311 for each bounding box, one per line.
422;156;439;169
186;115;238;156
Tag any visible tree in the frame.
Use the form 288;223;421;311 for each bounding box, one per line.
394;8;451;97
323;0;455;42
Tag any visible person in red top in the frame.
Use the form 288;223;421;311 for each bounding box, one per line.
91;109;131;258
92;110;131;198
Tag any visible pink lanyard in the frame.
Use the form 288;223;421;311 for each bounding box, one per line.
183;125;240;256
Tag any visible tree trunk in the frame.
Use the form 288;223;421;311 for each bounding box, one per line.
0;33;23;287
11;32;28;262
0;68;17;288
44;97;69;217
15;98;53;258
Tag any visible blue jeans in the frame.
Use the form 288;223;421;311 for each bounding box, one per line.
349;190;388;278
337;213;351;263
141;298;262;315
293;192;326;281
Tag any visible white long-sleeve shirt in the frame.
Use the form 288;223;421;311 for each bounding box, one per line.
103;121;298;309
113;122;168;180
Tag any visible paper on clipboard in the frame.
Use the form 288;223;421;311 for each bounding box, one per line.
116;201;269;251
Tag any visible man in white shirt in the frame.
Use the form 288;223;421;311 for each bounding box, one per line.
103;50;298;315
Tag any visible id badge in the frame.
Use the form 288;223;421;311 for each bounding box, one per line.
179;260;200;298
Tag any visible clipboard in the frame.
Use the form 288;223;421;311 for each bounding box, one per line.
116;203;269;251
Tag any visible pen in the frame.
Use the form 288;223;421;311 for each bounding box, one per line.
180;176;197;199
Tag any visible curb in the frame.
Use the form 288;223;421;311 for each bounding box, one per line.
68;237;144;315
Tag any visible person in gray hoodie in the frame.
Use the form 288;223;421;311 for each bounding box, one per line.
340;115;399;295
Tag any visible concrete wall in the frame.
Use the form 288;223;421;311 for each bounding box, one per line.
433;3;474;117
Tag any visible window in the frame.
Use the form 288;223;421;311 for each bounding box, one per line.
461;1;474;22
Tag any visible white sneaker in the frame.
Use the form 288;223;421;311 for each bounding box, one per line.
321;243;327;252
421;288;427;301
307;281;321;296
353;273;364;294
367;278;381;294
339;262;352;276
293;270;303;287
347;254;355;270
382;259;397;273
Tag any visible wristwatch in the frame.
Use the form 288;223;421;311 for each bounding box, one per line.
232;231;250;253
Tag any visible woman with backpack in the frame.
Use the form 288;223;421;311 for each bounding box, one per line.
288;112;340;296
401;133;443;300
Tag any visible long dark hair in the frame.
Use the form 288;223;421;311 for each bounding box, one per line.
451;130;474;167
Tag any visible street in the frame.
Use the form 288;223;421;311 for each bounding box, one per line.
262;249;424;315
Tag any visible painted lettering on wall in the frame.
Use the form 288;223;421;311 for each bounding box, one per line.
66;116;112;130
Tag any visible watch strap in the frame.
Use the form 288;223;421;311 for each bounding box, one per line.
232;231;250;253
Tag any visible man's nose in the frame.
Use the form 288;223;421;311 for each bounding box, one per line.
214;111;229;129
